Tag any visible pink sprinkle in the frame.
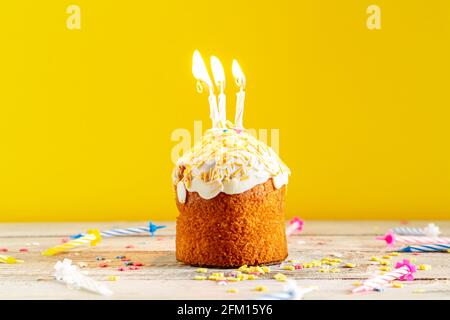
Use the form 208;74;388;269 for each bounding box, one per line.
128;266;140;270
118;267;127;271
0;248;8;252
61;238;69;243
19;248;29;253
125;245;135;249
294;264;303;270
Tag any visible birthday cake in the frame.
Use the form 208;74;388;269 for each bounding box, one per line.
173;51;291;267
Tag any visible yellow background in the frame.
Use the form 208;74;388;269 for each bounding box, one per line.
1;1;449;221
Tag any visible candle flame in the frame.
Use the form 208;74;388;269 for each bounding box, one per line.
232;59;246;89
210;56;226;90
192;50;213;89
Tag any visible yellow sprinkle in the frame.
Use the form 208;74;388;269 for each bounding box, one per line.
211;272;224;277
330;268;341;273
194;276;207;280
392;282;403;288
226;277;241;282
247;274;258;280
321;257;331;261
447;249;450;253
273;273;287;282
288;259;299;263
352;281;363;286
379;266;391;272
227;288;239;293
318;269;329;273
418;264;431;271
389;252;400;256
311;260;322;267
237;274;249;280
107;275;119;281
283;265;295;271
382;255;392;260
261;266;271;273
413;289;426;293
370;256;380;261
344;263;356;268
331;258;342;263
380;260;391;266
196;268;208;273
254;286;268;292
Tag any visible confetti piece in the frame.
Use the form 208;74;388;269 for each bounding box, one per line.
128;266;140;270
370;256;380;262
274;273;287;282
352;281;363;286
134;262;144;267
254;286;268;292
193;275;207;280
124;261;134;266
61;238;69;243
125;245;135;249
413;288;426;293
96;256;105;261
382;255;392;260
330;268;341;273
344;263;356;268
117;267;127;271
99;262;109;268
418;264;431;271
196;268;208;273
379;266;391;272
389;252;400;256
318;269;329;273
261;266;271;273
294;264;303;270
0;248;8;252
248;274;258;280
19;248;29;253
392;282;403;288
380;260;391;266
282;265;295;271
115;255;126;259
227;288;238;293
107;275;119;281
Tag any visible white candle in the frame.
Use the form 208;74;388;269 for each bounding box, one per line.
210;56;226;127
232;59;246;129
192;50;219;128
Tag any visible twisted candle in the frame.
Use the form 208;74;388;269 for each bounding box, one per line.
286;217;304;236
398;243;450;253
0;254;24;264
54;259;112;296
393;223;440;237
70;222;166;239
352;260;416;294
376;231;450;246
42;229;101;256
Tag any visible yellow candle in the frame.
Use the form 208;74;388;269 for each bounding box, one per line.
0;254;24;264
42;229;101;256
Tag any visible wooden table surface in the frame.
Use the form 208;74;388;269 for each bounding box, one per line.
0;221;449;300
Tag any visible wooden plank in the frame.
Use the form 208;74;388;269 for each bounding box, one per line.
0;221;449;300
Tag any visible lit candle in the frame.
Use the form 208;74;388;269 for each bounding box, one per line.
210;56;226;127
192;50;219;128
232;59;246;129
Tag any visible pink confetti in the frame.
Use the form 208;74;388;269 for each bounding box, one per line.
0;248;8;252
19;248;29;253
128;266;140;270
294;264;303;270
61;237;69;243
118;267;127;271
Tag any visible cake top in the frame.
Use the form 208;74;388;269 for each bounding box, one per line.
173;121;290;201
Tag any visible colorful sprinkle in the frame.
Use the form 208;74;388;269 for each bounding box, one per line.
196;268;208;273
107;275;119;281
227;288;238;293
254;286;268;292
193;275;207;280
392;282;403;288
273;273;287;282
418;264;431;271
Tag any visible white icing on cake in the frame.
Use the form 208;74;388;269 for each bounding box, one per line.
173;122;290;201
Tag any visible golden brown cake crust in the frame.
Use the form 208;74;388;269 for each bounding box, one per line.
175;179;288;267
